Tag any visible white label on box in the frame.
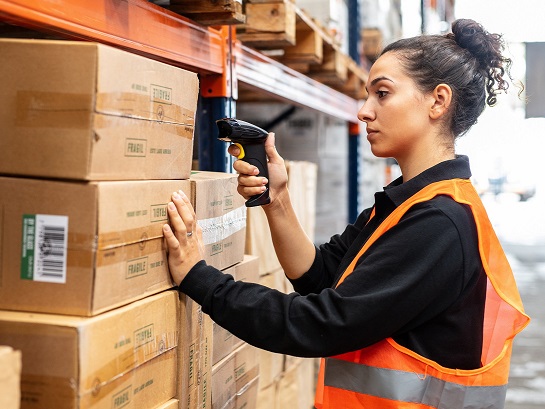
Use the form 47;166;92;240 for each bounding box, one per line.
198;206;246;245
21;214;69;283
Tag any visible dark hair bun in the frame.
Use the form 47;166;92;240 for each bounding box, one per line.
452;18;511;106
452;19;503;71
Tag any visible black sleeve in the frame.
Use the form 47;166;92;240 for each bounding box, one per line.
179;201;467;358
288;207;374;295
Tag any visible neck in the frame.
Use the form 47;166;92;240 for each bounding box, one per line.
398;148;455;182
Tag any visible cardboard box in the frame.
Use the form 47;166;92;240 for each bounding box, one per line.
245;206;281;275
212;343;259;409
0;38;198;180
257;349;284;391
190;171;246;271
275;359;315;409
0;345;22;409
0;176;191;316
0;290;179;409
154;399;180;409
213;255;260;365
256;383;276;409
177;294;213;409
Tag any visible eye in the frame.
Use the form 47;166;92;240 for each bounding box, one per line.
376;90;389;98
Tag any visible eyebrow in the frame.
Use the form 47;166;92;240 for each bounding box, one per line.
365;76;394;92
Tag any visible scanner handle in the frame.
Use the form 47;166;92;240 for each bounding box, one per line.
241;143;270;207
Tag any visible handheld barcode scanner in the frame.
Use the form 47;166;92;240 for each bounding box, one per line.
216;118;271;207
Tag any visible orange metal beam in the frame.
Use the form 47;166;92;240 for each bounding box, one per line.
0;0;225;74
236;43;360;123
200;26;237;98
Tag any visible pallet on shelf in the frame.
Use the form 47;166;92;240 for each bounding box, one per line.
237;0;296;48
168;0;246;25
335;57;368;100
279;7;323;65
307;41;348;86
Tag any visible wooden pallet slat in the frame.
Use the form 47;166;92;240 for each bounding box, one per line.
169;0;246;25
335;58;368;100
237;0;296;48
307;42;348;86
279;7;323;65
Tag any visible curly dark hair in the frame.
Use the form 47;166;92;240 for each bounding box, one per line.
380;19;514;137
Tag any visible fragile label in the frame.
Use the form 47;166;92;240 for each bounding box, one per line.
125;138;147;157
21;214;68;284
150;84;172;105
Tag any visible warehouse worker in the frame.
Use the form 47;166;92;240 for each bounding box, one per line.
163;19;529;408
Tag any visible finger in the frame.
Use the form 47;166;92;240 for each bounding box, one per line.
167;200;187;240
238;173;267;188
172;190;196;235
237;183;267;200
233;158;260;176
162;223;181;255
177;189;198;234
264;132;282;163
265;132;275;150
227;144;241;158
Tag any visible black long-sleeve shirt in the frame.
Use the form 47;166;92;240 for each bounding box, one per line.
179;155;487;369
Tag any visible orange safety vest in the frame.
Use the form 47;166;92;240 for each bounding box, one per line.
315;178;530;409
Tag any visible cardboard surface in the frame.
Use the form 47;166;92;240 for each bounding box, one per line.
0;38;198;180
275;359;315;409
245;206;281;275
154;399;180;409
177;293;213;409
213;255;260;365
255;383;276;409
0;290;179;409
0;345;21;409
0;176;191;316
211;343;260;409
190;171;246;271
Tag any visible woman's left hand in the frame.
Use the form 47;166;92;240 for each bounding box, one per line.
163;190;204;286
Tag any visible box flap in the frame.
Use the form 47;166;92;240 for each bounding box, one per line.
95;43;198;125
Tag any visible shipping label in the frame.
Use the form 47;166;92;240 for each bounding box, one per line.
21;214;68;284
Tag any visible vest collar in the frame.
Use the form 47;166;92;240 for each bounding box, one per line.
384;155;473;207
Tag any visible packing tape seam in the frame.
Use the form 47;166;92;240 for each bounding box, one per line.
198;206;247;246
82;334;178;398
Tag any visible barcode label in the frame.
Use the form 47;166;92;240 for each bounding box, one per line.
21;214;68;283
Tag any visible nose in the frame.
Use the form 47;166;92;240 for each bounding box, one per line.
357;99;374;123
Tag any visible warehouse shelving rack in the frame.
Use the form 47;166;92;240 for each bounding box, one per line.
0;0;363;219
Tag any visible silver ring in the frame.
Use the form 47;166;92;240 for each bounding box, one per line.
186;232;193;237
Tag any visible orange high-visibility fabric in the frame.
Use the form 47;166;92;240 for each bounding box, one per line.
315;179;530;409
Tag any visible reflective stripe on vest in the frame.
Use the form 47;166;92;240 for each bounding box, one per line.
324;358;507;409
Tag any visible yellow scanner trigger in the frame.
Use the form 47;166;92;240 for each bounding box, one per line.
234;143;245;159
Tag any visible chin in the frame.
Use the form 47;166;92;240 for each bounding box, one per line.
369;145;392;159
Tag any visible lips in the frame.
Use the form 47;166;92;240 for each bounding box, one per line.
366;128;378;137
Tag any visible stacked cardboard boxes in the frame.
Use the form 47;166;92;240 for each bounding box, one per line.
244;160;319;409
208;255;261;409
0;37;317;409
176;171;248;409
0;290;180;409
0;38;203;409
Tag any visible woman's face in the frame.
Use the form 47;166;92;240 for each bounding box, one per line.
358;52;434;161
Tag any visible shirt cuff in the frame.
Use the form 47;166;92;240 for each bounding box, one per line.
178;260;228;306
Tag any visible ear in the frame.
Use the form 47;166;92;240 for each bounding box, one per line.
429;83;452;120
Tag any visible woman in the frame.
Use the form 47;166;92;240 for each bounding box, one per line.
163;19;529;408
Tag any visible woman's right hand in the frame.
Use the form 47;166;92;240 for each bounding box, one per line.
228;132;288;207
